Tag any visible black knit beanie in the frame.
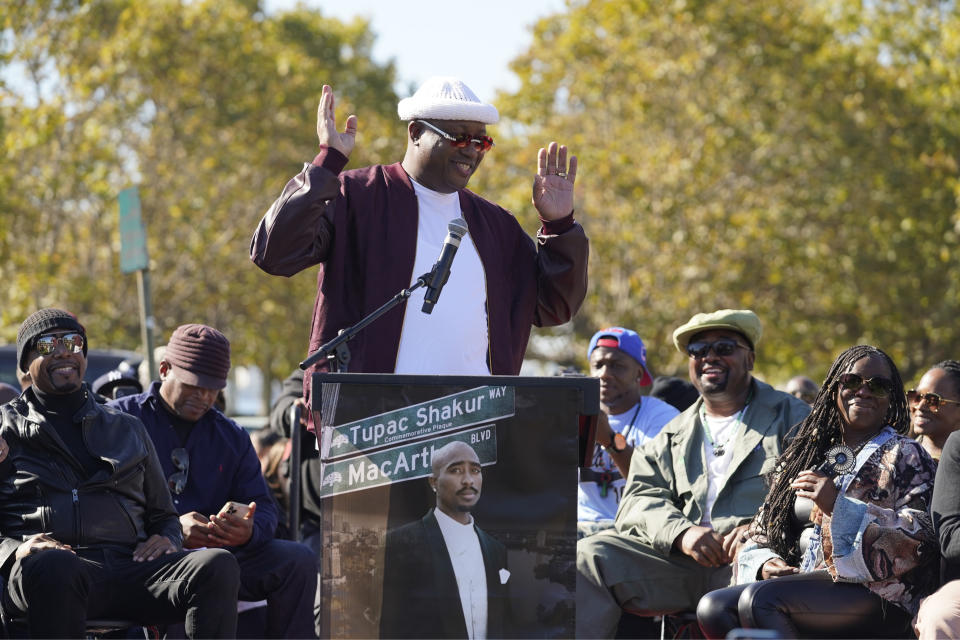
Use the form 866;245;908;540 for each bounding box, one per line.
16;308;88;372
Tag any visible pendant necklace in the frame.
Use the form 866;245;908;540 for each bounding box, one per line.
699;388;753;457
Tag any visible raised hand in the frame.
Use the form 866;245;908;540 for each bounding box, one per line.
532;142;578;221
316;84;358;158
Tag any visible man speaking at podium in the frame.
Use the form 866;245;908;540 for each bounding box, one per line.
251;77;588;392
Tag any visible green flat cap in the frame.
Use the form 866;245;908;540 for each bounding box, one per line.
672;309;762;354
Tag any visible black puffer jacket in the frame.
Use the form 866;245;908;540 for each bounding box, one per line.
0;386;182;574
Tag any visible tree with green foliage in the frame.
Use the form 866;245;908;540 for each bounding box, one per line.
5;0;960;398
477;0;960;385
1;0;399;403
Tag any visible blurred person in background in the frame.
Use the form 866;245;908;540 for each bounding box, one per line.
908;360;960;462
916;427;960;638
268;367;322;635
650;375;700;412
92;367;143;401
250;427;290;535
785;375;819;405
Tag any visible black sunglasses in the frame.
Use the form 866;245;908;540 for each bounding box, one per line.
907;389;960;413
167;447;189;495
686;338;749;359
838;373;894;398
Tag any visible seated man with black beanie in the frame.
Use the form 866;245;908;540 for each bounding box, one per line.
0;308;240;638
111;323;317;639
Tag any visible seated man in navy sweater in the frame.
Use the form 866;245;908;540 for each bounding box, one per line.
111;323;317;638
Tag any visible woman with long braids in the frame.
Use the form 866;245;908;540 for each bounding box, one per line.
908;360;960;462
697;345;939;638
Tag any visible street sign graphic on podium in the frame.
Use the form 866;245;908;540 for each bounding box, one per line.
311;373;598;640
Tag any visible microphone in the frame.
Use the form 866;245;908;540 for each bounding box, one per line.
422;218;469;314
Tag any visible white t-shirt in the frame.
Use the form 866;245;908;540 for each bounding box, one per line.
578;396;680;522
699;410;745;526
394;179;489;375
435;509;488;640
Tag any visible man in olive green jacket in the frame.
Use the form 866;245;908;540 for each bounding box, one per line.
576;310;810;638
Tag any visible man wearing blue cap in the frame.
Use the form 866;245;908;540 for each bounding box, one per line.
579;328;679;538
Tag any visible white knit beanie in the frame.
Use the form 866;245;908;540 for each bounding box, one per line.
397;76;499;124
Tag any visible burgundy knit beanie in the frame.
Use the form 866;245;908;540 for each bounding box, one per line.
16;308;87;372
164;324;231;390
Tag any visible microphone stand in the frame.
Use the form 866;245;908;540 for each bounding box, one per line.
299;272;434;373
300;276;436;632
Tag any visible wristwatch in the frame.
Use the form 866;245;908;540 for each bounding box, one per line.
607;432;627;453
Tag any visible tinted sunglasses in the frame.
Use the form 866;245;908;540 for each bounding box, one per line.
168;447;189;495
837;373;894;398
34;333;84;356
686;338;749;359
417;120;494;152
907;389;960;413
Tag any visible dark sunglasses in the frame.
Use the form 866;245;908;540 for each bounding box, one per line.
837;373;894;398
168;447;189;495
686;338;749;359
34;333;84;356
417;120;494;152
907;389;960;413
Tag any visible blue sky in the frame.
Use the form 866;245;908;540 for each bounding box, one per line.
262;0;568;103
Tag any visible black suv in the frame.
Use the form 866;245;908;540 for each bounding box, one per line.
0;345;143;390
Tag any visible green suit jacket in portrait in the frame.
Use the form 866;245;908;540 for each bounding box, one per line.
614;379;811;556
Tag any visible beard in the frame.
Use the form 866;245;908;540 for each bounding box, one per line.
698;371;729;394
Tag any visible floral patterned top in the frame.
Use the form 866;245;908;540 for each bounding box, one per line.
737;429;939;615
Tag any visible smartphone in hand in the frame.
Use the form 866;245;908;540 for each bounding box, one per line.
218;501;251;518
